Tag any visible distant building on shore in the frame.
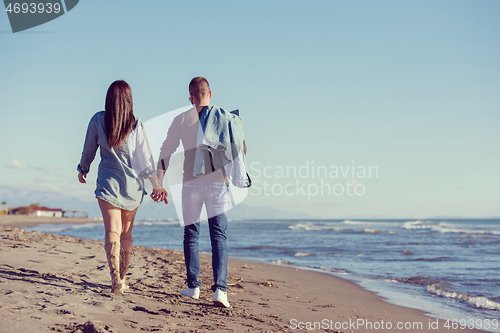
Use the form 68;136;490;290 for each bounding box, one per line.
62;210;88;218
30;206;63;218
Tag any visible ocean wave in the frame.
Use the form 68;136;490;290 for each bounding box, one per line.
36;222;100;233
427;284;500;311
289;223;383;234
72;222;100;227
135;220;178;226
36;226;66;233
401;221;500;236
236;245;296;255
415;257;454;262
270;259;294;266
320;266;351;275
288;223;343;231
294;251;315;257
343;220;395;226
383;278;399;283
401;220;433;230
398;276;441;286
442;228;500;236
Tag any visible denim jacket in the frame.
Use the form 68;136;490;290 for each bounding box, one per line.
194;106;250;188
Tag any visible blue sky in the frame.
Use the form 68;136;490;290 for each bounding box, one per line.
1;1;499;219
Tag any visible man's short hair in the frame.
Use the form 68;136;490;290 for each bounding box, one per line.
189;77;210;93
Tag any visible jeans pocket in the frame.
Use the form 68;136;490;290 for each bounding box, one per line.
208;183;229;202
182;183;199;204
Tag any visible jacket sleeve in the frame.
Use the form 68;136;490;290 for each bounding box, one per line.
157;116;181;171
77;114;99;175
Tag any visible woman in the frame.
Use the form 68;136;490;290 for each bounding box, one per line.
77;80;167;294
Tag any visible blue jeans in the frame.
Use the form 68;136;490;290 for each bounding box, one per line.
182;180;229;292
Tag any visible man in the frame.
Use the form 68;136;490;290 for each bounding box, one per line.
157;77;246;308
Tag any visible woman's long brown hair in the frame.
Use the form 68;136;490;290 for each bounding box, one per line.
105;80;134;149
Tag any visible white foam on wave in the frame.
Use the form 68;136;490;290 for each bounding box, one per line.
401;221;500;236
401;220;429;229
427;284;500;311
294;251;314;257
288;223;343;231
438;226;500;236
68;222;100;229
135;220;178;226
270;259;294;266
35;222;100;233
288;223;385;235
321;266;350;275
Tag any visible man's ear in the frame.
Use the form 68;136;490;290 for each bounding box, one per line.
208;90;212;99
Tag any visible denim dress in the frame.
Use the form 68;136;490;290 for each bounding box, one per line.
77;111;156;210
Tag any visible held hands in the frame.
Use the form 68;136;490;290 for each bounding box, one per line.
151;188;168;204
150;175;168;204
79;172;167;203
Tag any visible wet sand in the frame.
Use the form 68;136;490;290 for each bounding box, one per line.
0;216;486;332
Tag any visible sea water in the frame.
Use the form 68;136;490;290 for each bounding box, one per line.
31;219;500;332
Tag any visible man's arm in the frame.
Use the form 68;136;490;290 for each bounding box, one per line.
157;116;182;185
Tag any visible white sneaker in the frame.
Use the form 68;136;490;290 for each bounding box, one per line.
213;289;230;308
180;287;200;299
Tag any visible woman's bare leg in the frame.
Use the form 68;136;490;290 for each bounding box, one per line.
98;198;125;294
119;207;138;289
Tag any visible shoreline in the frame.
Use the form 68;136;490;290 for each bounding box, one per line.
0;215;101;228
0;215;488;332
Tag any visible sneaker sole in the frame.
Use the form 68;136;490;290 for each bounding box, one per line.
213;300;230;308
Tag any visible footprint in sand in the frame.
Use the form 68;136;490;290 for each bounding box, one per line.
81;255;96;260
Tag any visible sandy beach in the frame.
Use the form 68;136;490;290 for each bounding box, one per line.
0;216;486;333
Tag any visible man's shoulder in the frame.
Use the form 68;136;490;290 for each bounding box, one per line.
208;105;224;113
176;107;197;120
167;109;189;128
207;105;240;117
